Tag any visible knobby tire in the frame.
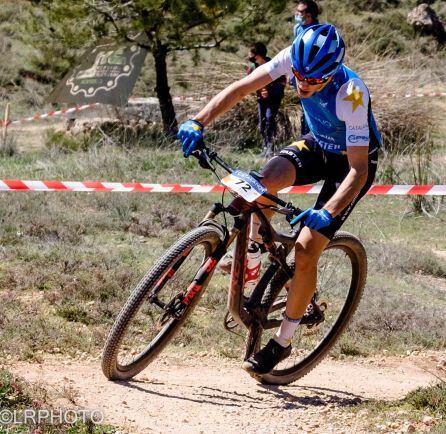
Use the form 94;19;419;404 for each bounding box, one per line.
102;226;223;381
254;231;367;385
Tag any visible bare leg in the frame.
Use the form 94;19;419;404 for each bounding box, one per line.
251;156;330;319
242;157;330;374
286;227;330;319
249;156;296;241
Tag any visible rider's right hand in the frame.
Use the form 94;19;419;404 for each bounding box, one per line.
177;119;204;157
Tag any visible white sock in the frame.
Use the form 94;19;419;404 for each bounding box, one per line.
249;216;263;244
274;313;301;348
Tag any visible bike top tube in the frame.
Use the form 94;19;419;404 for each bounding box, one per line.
193;143;302;215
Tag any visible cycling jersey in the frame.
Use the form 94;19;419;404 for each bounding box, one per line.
278;134;378;239
265;46;381;155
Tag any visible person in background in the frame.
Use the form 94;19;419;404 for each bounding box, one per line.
293;0;321;135
248;42;286;158
293;0;320;39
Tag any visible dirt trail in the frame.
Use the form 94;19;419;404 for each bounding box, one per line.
6;352;445;434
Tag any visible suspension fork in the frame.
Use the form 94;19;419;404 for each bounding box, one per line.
181;252;222;306
150;203;228;307
181;208;230;307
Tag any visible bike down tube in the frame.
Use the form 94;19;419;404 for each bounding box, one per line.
244;208;295;312
227;214;251;328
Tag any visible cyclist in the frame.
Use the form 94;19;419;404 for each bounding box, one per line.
177;24;380;376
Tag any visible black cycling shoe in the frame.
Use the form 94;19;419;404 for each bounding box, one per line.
242;338;292;376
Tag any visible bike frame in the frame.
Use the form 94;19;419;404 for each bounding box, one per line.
180;145;303;358
198;198;300;352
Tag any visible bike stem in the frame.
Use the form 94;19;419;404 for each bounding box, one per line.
194;145;297;211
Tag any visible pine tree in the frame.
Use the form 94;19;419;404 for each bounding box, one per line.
31;0;287;135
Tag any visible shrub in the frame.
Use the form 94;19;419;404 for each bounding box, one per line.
208;89;301;150
369;240;446;278
342;280;446;354
0;370;33;409
56;303;91;325
45;129;91;153
348;0;401;13
406;383;446;417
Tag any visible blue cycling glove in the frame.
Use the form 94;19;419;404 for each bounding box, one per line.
290;208;333;231
177;119;204;157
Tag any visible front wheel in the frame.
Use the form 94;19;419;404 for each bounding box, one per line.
250;231;367;385
102;225;223;381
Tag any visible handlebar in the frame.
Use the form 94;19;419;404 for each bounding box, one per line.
191;141;303;222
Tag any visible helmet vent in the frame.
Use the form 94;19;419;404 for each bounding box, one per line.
309;45;319;62
291;24;345;79
313;54;335;74
299;42;305;63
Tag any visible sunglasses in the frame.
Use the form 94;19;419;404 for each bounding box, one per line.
292;67;331;85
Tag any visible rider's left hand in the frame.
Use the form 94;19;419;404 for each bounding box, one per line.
290;208;333;231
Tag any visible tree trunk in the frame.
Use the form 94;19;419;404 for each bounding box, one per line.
152;43;178;137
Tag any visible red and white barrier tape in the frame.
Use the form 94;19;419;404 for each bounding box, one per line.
171;91;446;101
0;180;445;195
2;90;444;126
380;91;446;99
0;103;100;127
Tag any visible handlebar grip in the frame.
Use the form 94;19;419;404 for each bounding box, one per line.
190;138;205;158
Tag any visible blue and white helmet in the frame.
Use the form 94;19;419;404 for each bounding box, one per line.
291;24;345;79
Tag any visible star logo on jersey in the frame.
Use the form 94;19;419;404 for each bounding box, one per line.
343;85;365;112
290;140;309;152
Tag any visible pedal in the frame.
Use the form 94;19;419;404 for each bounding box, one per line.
300;300;327;327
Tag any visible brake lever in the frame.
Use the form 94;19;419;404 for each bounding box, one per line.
199;151;213;170
286;206;303;224
190;139;214;170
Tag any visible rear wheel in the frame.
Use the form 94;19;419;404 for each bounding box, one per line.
249;231;367;385
102;226;223;381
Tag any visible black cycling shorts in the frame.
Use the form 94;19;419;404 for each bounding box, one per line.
278;134;378;239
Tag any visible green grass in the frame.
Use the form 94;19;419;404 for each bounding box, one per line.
357;383;446;432
0;143;444;361
0;370;33;409
407;383;446;417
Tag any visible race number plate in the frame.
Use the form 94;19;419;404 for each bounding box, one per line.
221;170;267;202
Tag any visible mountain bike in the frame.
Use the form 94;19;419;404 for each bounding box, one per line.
101;144;367;385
